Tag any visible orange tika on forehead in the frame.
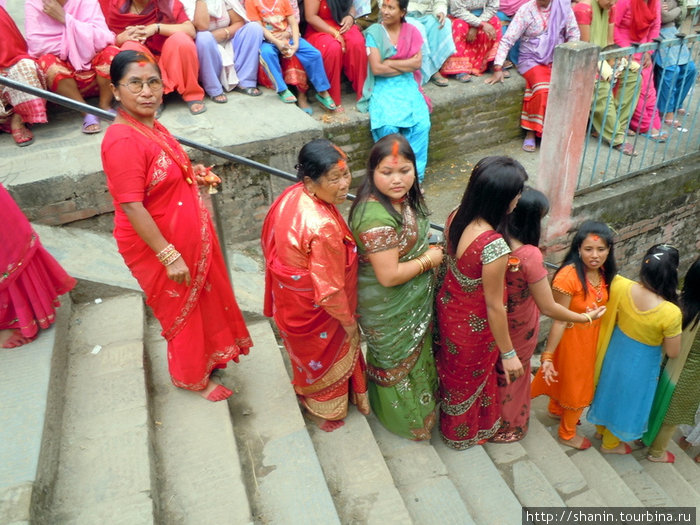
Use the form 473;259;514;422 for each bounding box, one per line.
591;234;600;241
391;140;399;164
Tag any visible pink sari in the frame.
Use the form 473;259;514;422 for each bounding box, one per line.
0;184;76;338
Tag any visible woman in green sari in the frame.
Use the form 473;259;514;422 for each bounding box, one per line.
349;134;443;440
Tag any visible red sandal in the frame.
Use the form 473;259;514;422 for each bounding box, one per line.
11;125;34;147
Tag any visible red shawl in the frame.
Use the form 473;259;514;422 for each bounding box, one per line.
0;7;31;69
630;0;658;42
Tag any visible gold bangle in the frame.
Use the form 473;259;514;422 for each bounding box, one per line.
582;312;593;324
418;253;432;271
162;251;182;266
541;351;555;362
156;243;175;263
416;257;426;274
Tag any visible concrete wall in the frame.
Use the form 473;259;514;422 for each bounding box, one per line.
542;154;700;279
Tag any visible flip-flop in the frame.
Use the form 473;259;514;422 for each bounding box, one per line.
455;73;472;83
204;383;233;402
82;114;101;134
300;106;313;115
278;89;297;103
186;100;207;115
613;142;638;156
522;137;536;152
647;451;675;463
647;130;668;142
234;86;262;97
502;69;511;79
209;93;228;104
315;93;337;111
430;74;449;87
11;126;34;147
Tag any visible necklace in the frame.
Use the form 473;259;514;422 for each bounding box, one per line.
129;1;146;14
586;271;605;303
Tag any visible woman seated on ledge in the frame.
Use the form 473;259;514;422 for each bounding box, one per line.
1;6;48;147
304;0;368;109
182;0;264;102
101;0;207;115
25;0;120;134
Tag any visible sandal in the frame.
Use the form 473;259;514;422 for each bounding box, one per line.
11;125;34;147
210;93;228;104
647;130;669;142
613;142;638;156
455;73;472;83
522;137;536;152
647;451;675;463
601;442;632;455
664;119;688;132
503;60;514;70
315;93;337;111
430;73;449;87
278;89;297;104
300;106;313;115
82;114;101;134
558;435;592;450
234;86;262;97
186;100;207;115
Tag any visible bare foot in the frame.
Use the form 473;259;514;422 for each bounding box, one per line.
1;329;34;348
558;434;591;450
199;380;233;402
306;412;345;432
679;436;691;450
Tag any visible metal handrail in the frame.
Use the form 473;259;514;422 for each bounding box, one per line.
0;76;570;269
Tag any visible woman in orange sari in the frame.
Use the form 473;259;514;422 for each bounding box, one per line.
101;50;251;401
262;139;369;431
531;220;617;449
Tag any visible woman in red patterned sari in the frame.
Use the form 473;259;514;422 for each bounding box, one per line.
262;139;369;431
435;156;527;449
101;50;252;401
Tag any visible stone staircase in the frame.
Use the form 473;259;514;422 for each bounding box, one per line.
1;225;699;525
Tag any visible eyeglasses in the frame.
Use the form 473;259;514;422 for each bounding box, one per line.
119;78;163;94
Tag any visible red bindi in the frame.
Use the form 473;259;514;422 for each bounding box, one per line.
137;61;148;67
591;234;600;241
391;141;399;164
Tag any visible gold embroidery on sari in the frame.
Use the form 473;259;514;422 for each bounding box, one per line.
294;336;360;396
440;418;501;450
481;237;510;264
440;374;490;416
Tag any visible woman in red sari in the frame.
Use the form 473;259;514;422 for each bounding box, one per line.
262;139;369;432
304;0;368;108
101;50;251;401
101;0;206;115
435;156;527;449
0;184;76;348
0;6;47;146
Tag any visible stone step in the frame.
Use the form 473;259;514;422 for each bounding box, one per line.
367;414;477;525
577;419;676;507
0;295;71;524
433;437;522;525
222;320;340;525
143;315;252;525
520;416;588;498
510;459;567;507
642;459;700;508
48;294;154;524
530;396;644;507
307;410;412;524
666;439;700;495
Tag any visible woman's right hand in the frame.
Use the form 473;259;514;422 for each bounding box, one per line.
485;70;505;84
540;360;558;386
501;355;524;385
586;305;606;321
166;256;192;286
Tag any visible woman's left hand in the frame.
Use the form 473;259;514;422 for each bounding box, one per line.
482;22;496;40
587;305;607;320
339;15;354;34
193;164;221;187
166;256;192;286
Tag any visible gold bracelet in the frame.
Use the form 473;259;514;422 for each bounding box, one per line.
334;29;340;38
582;312;593;324
541;351;555;362
162;251;182;266
156;243;175;263
418;253;432;271
415;257;426;274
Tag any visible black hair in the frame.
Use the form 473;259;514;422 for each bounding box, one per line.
639;244;679;304
556;220;617;298
601;44;621;53
681;256;700;330
349;134;428;223
447;156;528;255
507;186;549;247
295;138;347;182
110;50;161;85
382;0;409;23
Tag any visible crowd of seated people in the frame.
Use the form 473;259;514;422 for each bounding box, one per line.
1;0;697;162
